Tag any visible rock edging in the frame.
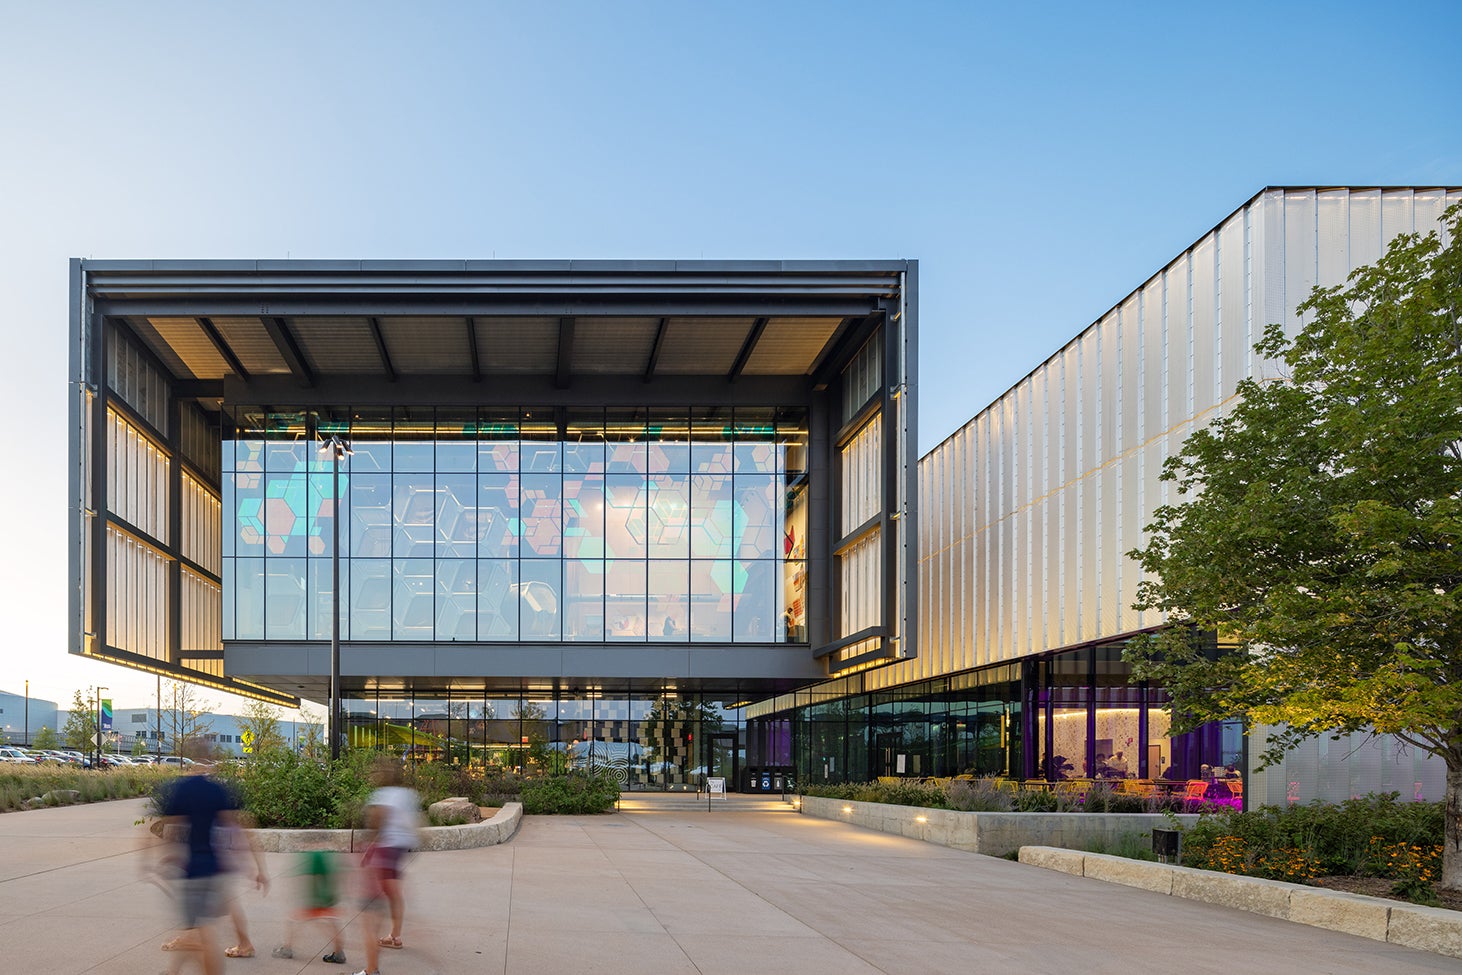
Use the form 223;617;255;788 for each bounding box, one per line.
1018;846;1462;960
183;802;523;853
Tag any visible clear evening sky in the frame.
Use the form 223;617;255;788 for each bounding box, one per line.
1;2;1457;716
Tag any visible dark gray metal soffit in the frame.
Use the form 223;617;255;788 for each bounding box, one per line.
82;260;910;389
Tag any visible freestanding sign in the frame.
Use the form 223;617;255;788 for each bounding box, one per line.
707;777;727;799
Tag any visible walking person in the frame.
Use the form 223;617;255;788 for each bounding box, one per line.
352;756;420;975
156;745;265;975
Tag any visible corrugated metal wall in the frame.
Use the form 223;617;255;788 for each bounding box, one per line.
886;187;1460;699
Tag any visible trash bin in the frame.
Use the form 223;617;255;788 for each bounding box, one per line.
761;772;771;791
773;774;784;792
1152;828;1181;864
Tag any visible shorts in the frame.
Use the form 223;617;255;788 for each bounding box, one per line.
371;845;406;881
179;875;224;929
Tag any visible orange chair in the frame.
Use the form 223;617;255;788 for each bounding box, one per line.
1183;780;1210;807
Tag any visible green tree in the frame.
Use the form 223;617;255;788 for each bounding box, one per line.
32;725;58;750
62;688;99;753
238;698;286;757
131;734;149;756
1126;204;1462;889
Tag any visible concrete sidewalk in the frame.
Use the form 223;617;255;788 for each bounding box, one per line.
0;795;1457;974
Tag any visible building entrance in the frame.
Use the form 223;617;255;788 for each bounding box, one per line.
708;733;740;792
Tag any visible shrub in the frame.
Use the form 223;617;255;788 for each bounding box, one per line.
214;749;376;829
1177;794;1444;901
945;778;1016;812
520;773;620;814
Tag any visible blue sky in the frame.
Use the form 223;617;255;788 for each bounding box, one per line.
1;1;1457;711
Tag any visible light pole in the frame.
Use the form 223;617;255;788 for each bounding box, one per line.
23;680;28;747
94;687;108;769
320;433;351;760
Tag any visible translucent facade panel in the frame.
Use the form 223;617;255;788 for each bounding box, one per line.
605;475;648;559
1191;236;1217;414
233;557;265;641
689;561;733;642
519;559;561;640
393;473;436;558
734;560;777;642
107;409;170;542
647;474;690;558
106;326;169;432
105;527;169;660
393;558;435;639
478;559;519;639
478;472;520;558
563;474;604;559
733;474;778;559
181;471;222;574
350;475;393;557
605;559;647;639
436;559;477;640
307;558;345;641
840;418;882;532
841;332;883;421
690;473;733;558
564;560;604;641
648;561;689;641
349;560;391;640
435;473;477;558
520;473;563;558
840;531;881;636
265;557;307;640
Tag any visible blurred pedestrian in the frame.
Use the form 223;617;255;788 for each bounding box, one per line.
155;744;264;975
353;756;420;974
271;847;347;964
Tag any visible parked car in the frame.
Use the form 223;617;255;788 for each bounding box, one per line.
155;756;199;768
0;747;37;764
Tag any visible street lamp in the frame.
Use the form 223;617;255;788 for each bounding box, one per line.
23;679;28;748
94;687;108;769
319;433;352;760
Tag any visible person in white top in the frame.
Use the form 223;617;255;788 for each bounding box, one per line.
354;758;420;975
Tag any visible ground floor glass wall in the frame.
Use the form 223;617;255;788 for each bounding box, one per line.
761;641;1243;794
342;685;750;792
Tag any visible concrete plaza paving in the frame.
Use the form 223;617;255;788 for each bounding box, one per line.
0;793;1457;975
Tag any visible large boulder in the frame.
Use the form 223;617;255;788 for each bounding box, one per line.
428;797;482;825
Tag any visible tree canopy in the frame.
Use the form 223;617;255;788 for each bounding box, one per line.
1125;203;1462;885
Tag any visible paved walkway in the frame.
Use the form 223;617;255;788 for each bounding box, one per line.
0;794;1457;974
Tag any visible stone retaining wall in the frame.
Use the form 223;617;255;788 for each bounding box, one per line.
798;795;1194;857
198;802;523;853
1019;846;1462;960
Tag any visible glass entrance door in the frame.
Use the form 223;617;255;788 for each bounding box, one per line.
709;733;739;791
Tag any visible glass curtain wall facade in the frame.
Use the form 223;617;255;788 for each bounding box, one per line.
342;685;752;792
762;639;1240;787
222;407;810;647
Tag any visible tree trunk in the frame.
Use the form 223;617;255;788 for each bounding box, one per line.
1445;756;1462;892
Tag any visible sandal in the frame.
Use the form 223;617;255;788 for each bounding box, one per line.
323;950;348;964
270;947;294;959
224;946;255;958
161;937;194;952
377;937;403;949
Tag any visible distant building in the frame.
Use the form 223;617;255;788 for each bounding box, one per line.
0;689;59;747
55;706;316;758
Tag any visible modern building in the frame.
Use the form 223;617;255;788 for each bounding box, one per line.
69;187;1460;800
0;689;59;747
749;186;1461;804
68;261;918;788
